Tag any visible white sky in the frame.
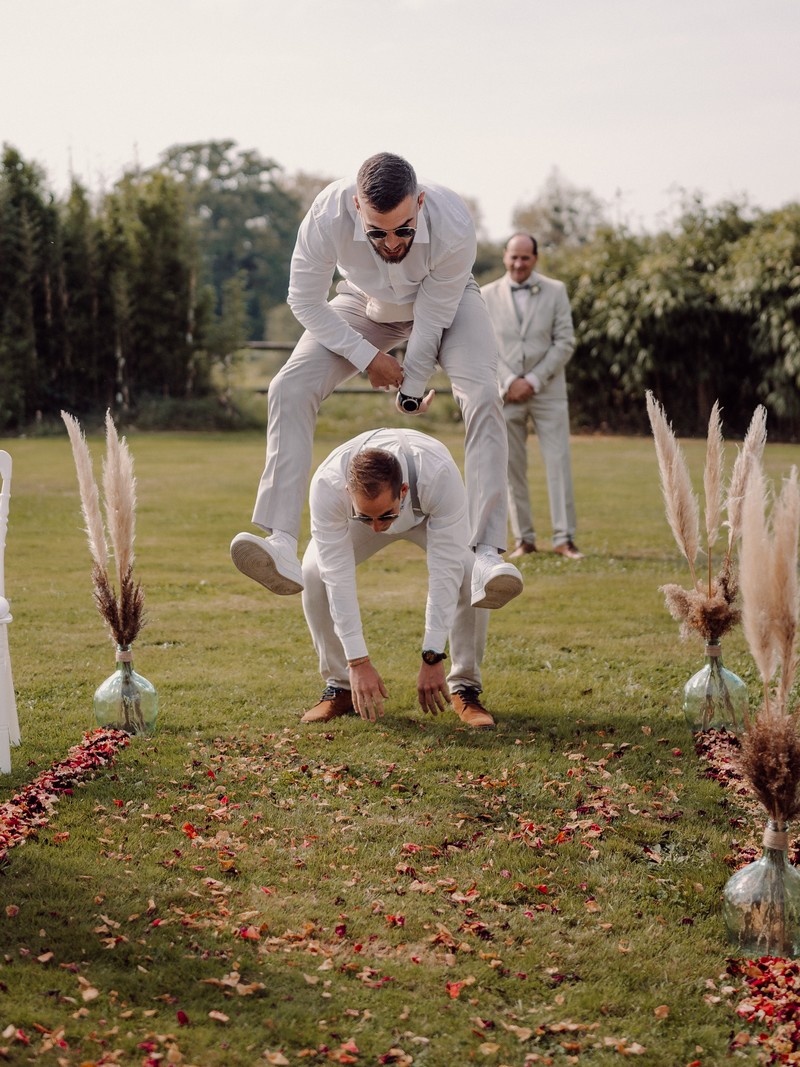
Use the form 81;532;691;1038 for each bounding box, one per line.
2;0;798;239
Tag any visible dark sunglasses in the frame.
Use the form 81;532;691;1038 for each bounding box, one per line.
364;225;416;241
350;509;401;524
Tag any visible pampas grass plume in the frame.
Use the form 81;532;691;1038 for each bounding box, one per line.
102;411;137;586
725;405;768;555
61;410;144;649
704;400;724;554
740;459;779;704
646;391;700;586
61;411;108;573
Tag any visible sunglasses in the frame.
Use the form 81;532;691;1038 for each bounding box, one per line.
364;225;416;241
350;509;401;524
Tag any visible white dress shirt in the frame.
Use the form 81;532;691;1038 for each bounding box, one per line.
308;429;469;660
288;179;477;398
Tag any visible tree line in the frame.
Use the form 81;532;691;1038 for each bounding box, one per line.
1;142;798;438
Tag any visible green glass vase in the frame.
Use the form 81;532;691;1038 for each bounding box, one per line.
93;645;157;735
683;643;748;734
723;820;800;957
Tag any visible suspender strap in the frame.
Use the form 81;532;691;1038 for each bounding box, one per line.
393;429;423;518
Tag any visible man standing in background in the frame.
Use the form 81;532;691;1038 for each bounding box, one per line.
481;233;583;560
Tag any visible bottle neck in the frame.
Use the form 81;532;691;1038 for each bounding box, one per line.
763;820;789;858
115;646;133;673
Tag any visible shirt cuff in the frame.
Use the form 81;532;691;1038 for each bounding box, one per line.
524;371;542;392
349;338;381;374
399;374;428;398
423;629;448;652
341;635;369;661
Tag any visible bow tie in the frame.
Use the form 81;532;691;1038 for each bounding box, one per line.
511;283;531;291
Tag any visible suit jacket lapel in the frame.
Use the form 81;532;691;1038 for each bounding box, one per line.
519;271;541;333
500;275;519;328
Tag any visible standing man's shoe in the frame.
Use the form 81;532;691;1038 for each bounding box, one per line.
553;540;584;560
508;541;537;559
452;688;496;729
300;686;355;724
470;555;523;609
230;532;304;594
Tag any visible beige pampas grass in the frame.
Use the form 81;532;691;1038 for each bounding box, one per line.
646;392;766;646
704;400;724;554
725;405;768;558
646;392;700;588
61;410;145;650
740;460;800;716
737;460;800;831
61;412;108;573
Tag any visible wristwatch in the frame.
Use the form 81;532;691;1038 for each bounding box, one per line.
398;391;422;413
421;649;447;665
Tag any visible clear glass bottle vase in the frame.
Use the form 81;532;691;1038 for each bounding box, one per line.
683;643;748;734
93;645;158;735
723;820;800;956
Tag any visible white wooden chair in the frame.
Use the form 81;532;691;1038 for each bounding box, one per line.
0;450;19;773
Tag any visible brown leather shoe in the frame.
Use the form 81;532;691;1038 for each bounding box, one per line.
452;687;495;729
508;541;537;559
300;686;355;724
553;540;584;560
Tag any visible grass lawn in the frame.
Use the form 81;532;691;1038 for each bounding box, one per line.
0;409;797;1066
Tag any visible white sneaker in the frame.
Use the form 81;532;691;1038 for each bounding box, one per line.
471;554;523;609
230;532;303;595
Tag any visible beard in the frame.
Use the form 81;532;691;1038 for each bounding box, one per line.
369;234;415;263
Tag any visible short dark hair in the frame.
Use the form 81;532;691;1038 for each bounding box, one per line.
356;153;418;213
347;449;403;500
506;233;538;256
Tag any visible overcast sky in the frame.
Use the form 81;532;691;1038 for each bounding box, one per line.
3;0;798;239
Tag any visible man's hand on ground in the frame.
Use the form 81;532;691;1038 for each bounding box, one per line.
349;661;388;722
417;663;451;715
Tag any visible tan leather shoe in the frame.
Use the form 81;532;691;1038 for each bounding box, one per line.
508;541;537;559
553;540;584;560
452;688;495;729
300;686;355;724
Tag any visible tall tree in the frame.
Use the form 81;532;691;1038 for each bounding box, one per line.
512;167;608;251
158;141;303;340
0;146;57;429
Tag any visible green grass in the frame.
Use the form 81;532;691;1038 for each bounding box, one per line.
1;415;796;1065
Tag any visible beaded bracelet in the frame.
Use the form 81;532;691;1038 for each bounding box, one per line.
348;656;370;668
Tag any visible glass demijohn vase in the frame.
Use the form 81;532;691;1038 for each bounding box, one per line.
683;643;748;734
93;645;158;735
723;820;800;957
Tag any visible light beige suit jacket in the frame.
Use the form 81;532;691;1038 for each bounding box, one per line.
481;271;575;399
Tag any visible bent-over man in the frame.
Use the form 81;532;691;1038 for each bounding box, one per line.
300;427;496;729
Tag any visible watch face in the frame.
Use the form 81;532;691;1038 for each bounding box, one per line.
422;650;444;665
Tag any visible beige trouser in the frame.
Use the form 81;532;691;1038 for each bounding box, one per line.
252;283;509;550
301;521;489;692
504;392;576;547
